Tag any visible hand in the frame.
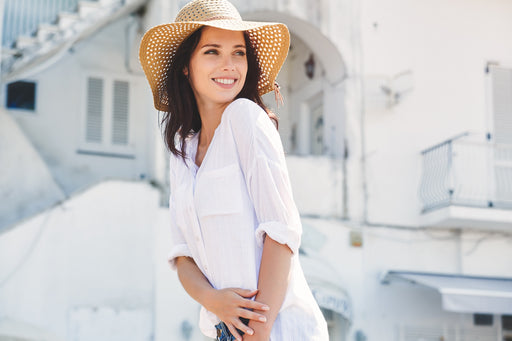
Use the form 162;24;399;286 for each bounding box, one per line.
206;288;269;341
242;319;271;341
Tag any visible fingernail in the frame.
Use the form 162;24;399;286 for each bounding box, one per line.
259;316;267;322
262;305;270;311
247;329;254;335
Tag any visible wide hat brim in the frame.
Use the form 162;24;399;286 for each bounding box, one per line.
139;19;290;112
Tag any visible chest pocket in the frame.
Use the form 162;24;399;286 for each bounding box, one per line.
195;163;244;217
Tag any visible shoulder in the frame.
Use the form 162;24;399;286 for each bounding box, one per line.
224;98;270;129
224;99;283;156
224;98;276;138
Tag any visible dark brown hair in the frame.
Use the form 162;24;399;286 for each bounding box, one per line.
161;26;277;160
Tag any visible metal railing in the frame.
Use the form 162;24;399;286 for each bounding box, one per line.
2;0;83;48
419;132;512;212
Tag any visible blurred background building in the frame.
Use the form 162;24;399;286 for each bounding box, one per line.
0;0;511;340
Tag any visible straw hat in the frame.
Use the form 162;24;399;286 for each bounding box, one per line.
139;0;290;111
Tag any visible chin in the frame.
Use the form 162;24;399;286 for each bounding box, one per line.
216;93;241;104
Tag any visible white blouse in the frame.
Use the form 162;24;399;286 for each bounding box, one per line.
167;98;328;340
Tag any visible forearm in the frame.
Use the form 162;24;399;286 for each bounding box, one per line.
175;256;216;309
248;235;293;339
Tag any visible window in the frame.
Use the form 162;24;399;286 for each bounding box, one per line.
503;315;512;341
294;93;325;155
80;75;132;157
6;81;36;111
474;313;493;326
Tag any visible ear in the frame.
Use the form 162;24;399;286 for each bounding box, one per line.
183;67;189;77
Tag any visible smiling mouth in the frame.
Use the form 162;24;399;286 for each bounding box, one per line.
213;78;236;85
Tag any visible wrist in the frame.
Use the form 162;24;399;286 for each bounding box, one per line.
248;318;272;337
200;286;218;312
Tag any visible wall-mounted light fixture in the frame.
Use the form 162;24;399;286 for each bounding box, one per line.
305;54;315;79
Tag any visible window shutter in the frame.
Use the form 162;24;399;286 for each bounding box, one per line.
490;66;512;207
491;66;512;144
112;80;129;145
86;77;103;142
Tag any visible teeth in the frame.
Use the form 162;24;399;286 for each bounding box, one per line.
214;78;235;85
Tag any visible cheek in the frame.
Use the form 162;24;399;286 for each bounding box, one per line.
188;62;208;89
238;62;248;81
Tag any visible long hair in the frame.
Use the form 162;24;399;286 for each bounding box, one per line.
161;26;277;160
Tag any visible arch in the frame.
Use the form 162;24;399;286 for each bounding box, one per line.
242;11;347;85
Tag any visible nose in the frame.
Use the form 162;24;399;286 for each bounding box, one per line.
221;55;236;71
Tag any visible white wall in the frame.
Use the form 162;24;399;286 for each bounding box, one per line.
0;181;159;340
0;110;65;231
287;156;344;218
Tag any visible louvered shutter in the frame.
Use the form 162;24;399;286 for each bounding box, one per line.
491;66;512;144
112;80;129;145
86;77;103;142
490;66;512;207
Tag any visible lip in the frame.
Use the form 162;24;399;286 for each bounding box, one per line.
212;77;238;89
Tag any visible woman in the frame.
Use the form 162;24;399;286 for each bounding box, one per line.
139;0;328;340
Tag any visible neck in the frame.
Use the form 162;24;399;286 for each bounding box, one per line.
197;100;231;145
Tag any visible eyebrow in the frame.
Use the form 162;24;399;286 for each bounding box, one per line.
200;43;246;49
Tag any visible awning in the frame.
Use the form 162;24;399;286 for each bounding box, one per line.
300;253;352;320
382;270;512;315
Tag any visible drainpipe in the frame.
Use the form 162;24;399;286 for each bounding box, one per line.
351;0;368;225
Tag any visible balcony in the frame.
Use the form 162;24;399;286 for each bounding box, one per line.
1;0;146;82
419;132;512;230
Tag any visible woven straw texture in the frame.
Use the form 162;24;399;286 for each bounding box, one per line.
139;0;290;112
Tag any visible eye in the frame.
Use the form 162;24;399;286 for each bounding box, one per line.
204;49;218;55
235;50;246;56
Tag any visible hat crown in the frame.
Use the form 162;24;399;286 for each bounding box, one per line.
175;0;242;22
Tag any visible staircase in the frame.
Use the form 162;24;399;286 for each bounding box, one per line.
1;0;147;83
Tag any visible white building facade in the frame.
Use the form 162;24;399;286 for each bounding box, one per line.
0;0;511;340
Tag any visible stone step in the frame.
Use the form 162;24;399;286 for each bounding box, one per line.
36;23;61;42
15;36;39;49
1;47;21;57
78;1;104;18
57;12;81;30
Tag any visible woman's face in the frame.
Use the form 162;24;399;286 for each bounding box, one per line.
185;27;248;110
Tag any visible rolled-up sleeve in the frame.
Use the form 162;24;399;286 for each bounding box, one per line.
167;156;192;270
229;99;302;254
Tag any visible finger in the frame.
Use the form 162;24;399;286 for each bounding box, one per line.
232;288;258;298
232;317;254;337
226;323;244;341
241;298;270;312
238;308;267;323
